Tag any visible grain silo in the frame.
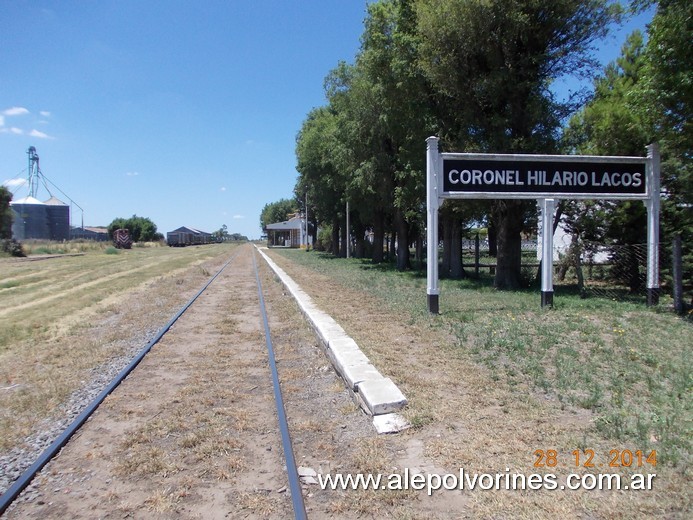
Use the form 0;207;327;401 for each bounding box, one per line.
10;196;49;240
44;196;70;240
7;147;78;241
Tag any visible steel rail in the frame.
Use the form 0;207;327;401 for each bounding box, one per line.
0;249;241;516
252;250;308;520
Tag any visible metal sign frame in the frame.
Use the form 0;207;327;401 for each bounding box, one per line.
425;136;660;312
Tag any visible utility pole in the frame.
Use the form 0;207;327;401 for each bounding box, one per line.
305;193;309;250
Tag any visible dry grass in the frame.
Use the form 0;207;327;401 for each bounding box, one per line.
266;248;691;519
143;486;181;513
351;436;391;474
6;243;685;519
54;248;294;517
0;243;240;452
237;491;280;517
116;445;178;479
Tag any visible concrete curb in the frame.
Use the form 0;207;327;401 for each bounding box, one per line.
256;246;407;416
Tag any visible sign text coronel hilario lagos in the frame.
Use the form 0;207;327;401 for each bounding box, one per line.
442;156;647;197
426;139;660;314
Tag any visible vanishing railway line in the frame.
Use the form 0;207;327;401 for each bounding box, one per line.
0;245;340;518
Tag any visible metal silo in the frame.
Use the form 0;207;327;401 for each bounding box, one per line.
44;196;70;240
10;196;49;240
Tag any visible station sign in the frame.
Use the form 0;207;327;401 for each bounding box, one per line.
441;154;648;199
425;139;660;313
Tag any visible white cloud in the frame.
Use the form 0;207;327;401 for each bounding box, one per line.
3;107;29;116
3;178;27;188
233;214;245;219
1;127;24;135
220;186;227;192
29;129;52;139
125;171;139;177
1;109;55;138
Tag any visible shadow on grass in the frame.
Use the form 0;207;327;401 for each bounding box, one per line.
282;249;652;308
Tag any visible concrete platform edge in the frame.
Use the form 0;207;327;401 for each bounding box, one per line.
255;246;407;416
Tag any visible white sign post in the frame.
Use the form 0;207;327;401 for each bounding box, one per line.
426;137;441;314
539;198;555;307
646;144;661;306
425;137;660;313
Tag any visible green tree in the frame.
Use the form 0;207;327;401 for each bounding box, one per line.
564;31;649;157
416;0;620;288
260;199;297;231
562;31;650;270
295;106;346;255
212;224;229;241
107;215;160;243
564;0;692;291
0;186;13;240
350;0;434;269
313;0;435;267
637;0;692;245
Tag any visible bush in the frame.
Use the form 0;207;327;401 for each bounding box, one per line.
105;246;119;255
1;239;25;257
315;225;332;252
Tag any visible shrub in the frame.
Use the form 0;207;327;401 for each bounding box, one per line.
1;239;25;257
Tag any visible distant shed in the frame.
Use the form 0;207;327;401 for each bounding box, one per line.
266;217;303;248
70;226;110;241
167;226;213;246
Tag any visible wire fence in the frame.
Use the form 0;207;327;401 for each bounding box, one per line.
460;235;691;308
558;240;649;301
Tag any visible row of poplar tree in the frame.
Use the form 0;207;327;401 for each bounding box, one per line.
285;0;690;290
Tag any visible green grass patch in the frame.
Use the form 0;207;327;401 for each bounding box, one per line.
272;249;691;469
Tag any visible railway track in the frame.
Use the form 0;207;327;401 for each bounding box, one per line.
1;244;369;518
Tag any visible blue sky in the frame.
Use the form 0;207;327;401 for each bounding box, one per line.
1;1;654;239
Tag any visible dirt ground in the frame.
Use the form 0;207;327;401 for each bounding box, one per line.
4;244;464;519
263;248;690;519
3;243;688;519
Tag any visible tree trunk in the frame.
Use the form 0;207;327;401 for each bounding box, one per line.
331;217;340;257
372;211;385;263
626;245;642;293
450;216;464;279
340;218;347;258
415;235;423;271
353;218;366;258
441;213;452;277
395;209;410;271
493;201;525;290
488;219;497;257
575;245;585;296
309;219;317;250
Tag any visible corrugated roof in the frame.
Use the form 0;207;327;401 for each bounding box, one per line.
168;226;211;235
266;220;303;230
